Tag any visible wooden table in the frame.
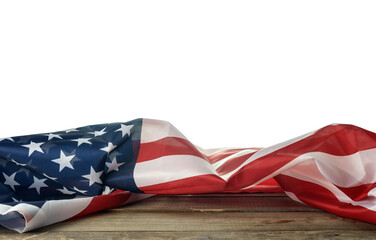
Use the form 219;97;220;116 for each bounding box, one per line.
1;193;376;239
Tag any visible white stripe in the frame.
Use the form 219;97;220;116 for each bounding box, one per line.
0;203;38;232
221;130;314;181
212;149;257;170
284;191;305;204
281;158;376;211
241;148;376;190
141;119;187;143
23;197;93;232
0;197;92;233
314;149;376;188
195;146;234;156
134;155;219;188
0;193;155;232
124;193;155;204
240;153;311;190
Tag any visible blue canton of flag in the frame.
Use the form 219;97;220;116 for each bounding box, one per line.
0;119;142;205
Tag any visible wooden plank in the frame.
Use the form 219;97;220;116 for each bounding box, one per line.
1;230;376;240
123;195;320;212
180;193;288;197
31;211;376;232
1;194;376;239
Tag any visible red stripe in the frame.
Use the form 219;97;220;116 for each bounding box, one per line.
139;173;282;194
137;137;206;163
225;178;283;193
243;178;282;193
207;148;259;164
227;153;297;190
74;190;131;218
215;152;256;175
336;182;376;202
275;174;376;224
283;124;376;156
227;124;376;190
139;174;226;194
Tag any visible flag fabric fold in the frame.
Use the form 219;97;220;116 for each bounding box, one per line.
1;118;376;232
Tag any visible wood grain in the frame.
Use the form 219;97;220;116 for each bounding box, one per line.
2;231;376;240
121;195;320;212
1;194;375;239
35;211;376;232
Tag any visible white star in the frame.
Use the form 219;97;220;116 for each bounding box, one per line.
103;186;114;195
22;141;44;156
100;142;117;153
51;150;75;172
0;137;14;142
29;176;48;194
12;197;20;202
71;138;92;147
82;166;103;186
115;124;134;137
3;172;20;191
57;186;75;195
105;157;124;173
73;186;88;195
65;128;78;133
90;128;107;137
46;133;62;141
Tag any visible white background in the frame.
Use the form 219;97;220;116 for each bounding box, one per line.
0;1;375;148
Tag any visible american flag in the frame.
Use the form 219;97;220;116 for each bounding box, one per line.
1;118;376;232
